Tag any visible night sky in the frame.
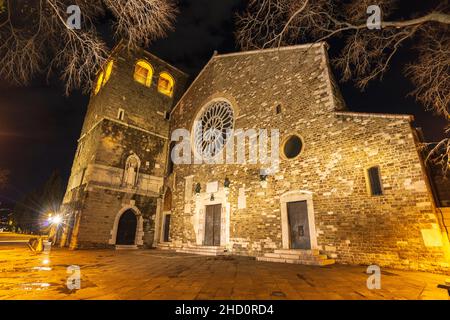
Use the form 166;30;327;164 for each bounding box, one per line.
0;0;447;206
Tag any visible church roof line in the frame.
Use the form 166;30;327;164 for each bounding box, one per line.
170;42;326;116
334;111;414;121
213;42;325;59
169;53;216;116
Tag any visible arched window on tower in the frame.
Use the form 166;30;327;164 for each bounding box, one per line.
134;60;153;87
93;59;114;95
94;71;104;95
103;60;114;85
158;72;175;97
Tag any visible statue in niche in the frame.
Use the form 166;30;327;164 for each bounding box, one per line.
123;154;140;187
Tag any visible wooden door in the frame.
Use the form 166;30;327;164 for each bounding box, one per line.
287;201;311;249
204;204;221;246
163;214;171;242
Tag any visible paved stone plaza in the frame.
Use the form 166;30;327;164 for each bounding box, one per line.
0;242;449;300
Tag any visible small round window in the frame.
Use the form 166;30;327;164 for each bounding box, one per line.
283;135;303;159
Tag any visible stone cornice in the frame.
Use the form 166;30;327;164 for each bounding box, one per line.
334;111;414;121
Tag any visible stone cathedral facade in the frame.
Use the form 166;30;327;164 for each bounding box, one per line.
60;43;450;273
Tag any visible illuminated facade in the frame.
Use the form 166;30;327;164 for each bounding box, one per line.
60;44;188;249
61;43;450;272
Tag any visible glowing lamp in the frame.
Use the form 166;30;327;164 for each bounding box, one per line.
52;215;62;225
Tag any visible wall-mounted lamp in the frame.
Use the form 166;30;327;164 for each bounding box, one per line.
210;193;215;201
195;183;201;195
224;177;231;188
259;171;268;189
224;177;230;195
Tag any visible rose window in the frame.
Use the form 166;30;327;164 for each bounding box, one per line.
194;100;234;158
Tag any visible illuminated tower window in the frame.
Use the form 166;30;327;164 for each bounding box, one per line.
158;72;175;97
93;59;114;95
134;60;153;87
94;71;104;95
103;60;114;85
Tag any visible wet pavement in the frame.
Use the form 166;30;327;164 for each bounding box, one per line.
0;242;449;300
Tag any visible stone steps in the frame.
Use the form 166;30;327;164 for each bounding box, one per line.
257;249;335;266
274;249;320;256
156;243;228;256
264;252;328;260
115;245;138;250
176;245;228;256
258;257;335;266
156;243;178;250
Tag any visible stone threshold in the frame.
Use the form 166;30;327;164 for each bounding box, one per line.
115;245;139;250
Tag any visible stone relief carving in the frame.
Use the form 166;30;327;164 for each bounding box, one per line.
123;153;141;187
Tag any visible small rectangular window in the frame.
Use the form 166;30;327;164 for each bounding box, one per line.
164;111;170;121
367;166;383;196
77;142;83;157
275;104;282;114
167;142;176;176
117;108;125;121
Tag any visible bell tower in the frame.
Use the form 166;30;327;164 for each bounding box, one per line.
60;44;188;249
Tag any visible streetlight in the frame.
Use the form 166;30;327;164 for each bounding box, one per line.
51;215;62;225
47;213;62;225
47;212;63;245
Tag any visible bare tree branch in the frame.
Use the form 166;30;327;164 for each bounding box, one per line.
104;0;178;48
424;134;450;177
236;0;450;174
406;27;450;120
0;0;178;94
0;169;9;189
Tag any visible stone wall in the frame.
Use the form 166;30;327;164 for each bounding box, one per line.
61;45;188;248
81;45;188;137
74;186;158;248
168;43;450;272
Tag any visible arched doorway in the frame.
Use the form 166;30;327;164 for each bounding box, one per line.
116;210;137;245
